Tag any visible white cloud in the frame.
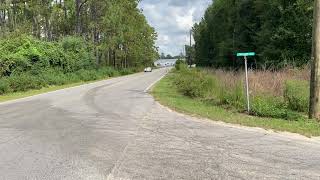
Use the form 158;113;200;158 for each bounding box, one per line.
139;0;212;56
176;8;194;30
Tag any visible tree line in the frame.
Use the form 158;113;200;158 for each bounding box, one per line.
0;0;158;69
192;0;314;69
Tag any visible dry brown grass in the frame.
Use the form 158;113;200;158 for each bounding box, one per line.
205;66;310;97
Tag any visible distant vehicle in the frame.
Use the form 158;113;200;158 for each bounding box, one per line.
144;67;152;72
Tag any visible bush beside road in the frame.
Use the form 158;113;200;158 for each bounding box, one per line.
0;36;141;99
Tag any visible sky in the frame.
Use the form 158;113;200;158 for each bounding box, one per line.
138;0;212;56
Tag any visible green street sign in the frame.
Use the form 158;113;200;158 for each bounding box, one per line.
237;52;256;57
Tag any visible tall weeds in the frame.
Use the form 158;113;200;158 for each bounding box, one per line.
206;67;309;97
173;66;310;120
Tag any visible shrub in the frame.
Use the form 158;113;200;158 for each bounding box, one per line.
175;59;187;71
171;67;310;121
286;111;306;121
0;36;66;75
106;68;120;77
76;69;99;81
0;66;135;95
60;36;95;72
284;80;309;113
0;35;137;95
7;74;46;92
38;70;71;86
0;78;10;94
0;35;98;77
173;69;217;99
218;82;245;109
251;96;288;119
119;68;133;75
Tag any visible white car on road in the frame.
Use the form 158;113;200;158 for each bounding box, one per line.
144;67;152;72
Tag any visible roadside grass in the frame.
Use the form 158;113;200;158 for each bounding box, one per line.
151;73;320;137
0;71;138;103
0;81;89;103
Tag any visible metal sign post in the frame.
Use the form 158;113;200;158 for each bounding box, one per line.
244;56;250;113
237;52;255;114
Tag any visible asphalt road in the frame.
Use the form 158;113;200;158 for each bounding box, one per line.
1;68;320;180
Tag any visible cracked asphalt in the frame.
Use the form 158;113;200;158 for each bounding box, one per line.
0;68;320;180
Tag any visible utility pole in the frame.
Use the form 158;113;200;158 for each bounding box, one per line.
190;30;192;47
309;0;320;120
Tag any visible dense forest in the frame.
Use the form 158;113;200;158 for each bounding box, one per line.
0;0;158;69
193;0;314;69
0;0;158;94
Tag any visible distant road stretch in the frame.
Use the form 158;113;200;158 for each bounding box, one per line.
0;67;320;180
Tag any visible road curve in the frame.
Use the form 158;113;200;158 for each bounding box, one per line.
0;68;320;180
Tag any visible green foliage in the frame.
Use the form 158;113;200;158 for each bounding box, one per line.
251;96;288;119
0;0;158;70
60;36;95;72
119;68;134;76
0;36;97;76
0;67;134;95
8;74;47;92
0;0;158;96
251;95;306;121
175;59;187;70
39;70;71;86
173;69;217;99
193;0;313;68
284;80;309;112
219;83;245;109
0;78;10;94
173;68;244;108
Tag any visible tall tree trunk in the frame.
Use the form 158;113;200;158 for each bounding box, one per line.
232;0;237;67
75;0;89;35
45;16;51;40
7;7;11;31
91;2;98;42
105;49;109;66
62;0;67;36
309;0;320;120
108;48;112;66
113;50;116;68
91;2;100;66
32;16;37;37
75;0;81;34
12;1;16;30
0;2;4;33
125;48;128;68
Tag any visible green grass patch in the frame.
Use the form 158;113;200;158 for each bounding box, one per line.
0;82;86;102
151;73;320;137
0;69;138;103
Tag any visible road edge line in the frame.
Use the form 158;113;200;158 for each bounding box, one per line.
144;69;170;93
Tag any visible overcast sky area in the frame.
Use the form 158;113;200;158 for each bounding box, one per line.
138;0;212;56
